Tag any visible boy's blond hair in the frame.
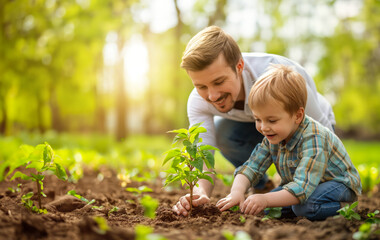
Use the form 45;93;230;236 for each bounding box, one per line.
180;26;242;72
248;64;307;115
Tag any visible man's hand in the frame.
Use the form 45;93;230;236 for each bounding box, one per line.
216;192;245;212
172;193;210;216
241;194;268;215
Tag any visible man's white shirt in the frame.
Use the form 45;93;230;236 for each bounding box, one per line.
187;53;336;148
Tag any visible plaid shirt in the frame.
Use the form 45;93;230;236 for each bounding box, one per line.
235;115;362;204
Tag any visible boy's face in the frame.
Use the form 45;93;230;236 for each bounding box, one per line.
188;53;245;113
252;99;304;144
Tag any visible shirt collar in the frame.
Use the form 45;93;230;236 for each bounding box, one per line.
281;115;309;151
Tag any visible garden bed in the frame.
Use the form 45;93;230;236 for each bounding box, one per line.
0;167;379;240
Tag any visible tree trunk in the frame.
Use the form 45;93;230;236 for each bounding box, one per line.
115;35;127;141
0;97;6;135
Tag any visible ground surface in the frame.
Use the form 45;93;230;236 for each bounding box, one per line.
0;167;379;240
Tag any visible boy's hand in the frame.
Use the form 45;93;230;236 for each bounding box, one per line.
216;192;245;212
241;194;268;215
172;193;210;216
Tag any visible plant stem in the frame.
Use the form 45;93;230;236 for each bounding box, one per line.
189;184;193;217
36;176;42;209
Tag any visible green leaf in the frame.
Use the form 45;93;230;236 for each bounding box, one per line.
55;163;68;181
10;171;33;181
22;192;34;200
191;157;203;171
168;128;188;134
199;174;214;185
199;145;219;151
171;157;181;168
26;161;43;171
67;190;89;203
164;174;181;186
186;144;197;158
183;140;191;147
173;133;188;143
162;149;181;166
31;173;45;181
202;150;215;169
43;143;53;166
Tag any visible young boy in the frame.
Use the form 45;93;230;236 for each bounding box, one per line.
216;64;362;220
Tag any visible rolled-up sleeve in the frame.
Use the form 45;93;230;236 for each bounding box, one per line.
235;139;273;187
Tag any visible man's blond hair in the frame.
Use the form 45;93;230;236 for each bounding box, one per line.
180;26;242;72
248;64;307;115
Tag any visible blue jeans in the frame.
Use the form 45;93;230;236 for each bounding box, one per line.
270;181;357;220
214;117;268;189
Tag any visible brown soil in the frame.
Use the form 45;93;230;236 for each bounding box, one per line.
0;167;379;240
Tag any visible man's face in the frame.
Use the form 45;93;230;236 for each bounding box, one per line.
188;54;244;113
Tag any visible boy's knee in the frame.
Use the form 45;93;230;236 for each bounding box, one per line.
292;203;319;220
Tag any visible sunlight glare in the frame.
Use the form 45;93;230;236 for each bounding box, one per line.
124;35;149;98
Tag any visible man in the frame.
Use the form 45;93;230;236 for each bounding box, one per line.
173;26;336;216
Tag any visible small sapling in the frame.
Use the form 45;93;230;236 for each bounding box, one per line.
337;201;361;220
140;195;159;219
262;207;282;221
163;123;218;215
5;142;67;213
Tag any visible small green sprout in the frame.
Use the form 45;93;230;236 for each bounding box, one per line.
239;215;246;223
108;206;119;216
135;225;167;240
140;195;159;219
222;230;252;240
92;216;110;235
67;190;100;208
163;122;218;215
229;205;240;212
337;201;361;220
365;210;380;224
353;222;380;240
126;186;153;195
262;207;282;221
7;183;22;193
5;142;67;213
21;192;47;214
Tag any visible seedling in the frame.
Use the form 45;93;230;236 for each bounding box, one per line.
229;206;240;212
365;210;380;224
108;206;119;216
337;201;361;220
5;142;67;213
163;122;218;215
353;222;380;240
67;190;101;208
92;216;110;235
222;230;252;240
239;215;246;223
126;186;153;195
262;207;282;221
140;195;159;219
21;192;47;214
7;183;22;193
135;225;167;240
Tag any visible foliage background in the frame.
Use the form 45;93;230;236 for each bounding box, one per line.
1;0;379;139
